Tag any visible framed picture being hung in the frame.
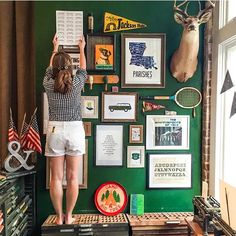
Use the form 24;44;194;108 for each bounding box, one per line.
101;92;138;122
121;33;166;88
148;154;192;189
146;115;190;150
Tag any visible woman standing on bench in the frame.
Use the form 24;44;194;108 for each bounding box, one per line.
43;34;87;225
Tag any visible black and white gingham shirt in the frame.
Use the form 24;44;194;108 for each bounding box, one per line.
43;66;87;121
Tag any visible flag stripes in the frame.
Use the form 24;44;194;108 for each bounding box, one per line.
8;108;19;142
9;108;42;154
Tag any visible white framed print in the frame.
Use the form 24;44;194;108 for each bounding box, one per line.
96;124;123;166
148;154;192;189
81;96;99;119
146;115;190;150
101;92;138;122
127;146;145;168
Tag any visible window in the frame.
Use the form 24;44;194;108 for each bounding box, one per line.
227;0;236;23
210;0;236;199
219;0;236;28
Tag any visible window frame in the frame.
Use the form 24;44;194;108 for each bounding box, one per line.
210;0;236;199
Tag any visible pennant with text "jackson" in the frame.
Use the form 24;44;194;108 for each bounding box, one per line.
104;12;147;33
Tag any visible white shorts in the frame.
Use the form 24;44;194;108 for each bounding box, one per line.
45;121;85;157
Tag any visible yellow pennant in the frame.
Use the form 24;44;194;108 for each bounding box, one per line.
104;12;147;33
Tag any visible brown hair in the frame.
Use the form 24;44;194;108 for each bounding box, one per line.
52;52;73;94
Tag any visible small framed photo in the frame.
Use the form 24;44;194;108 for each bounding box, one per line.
121;33;166;88
46;140;88;189
96;124;123;166
95;44;114;70
127;146;145;168
59;45;80;76
101;92;138;122
146;115;190;150
81;96;99;119
86;34;116;72
68;52;80;76
148;154;192;189
129;125;143;143
83;122;92;137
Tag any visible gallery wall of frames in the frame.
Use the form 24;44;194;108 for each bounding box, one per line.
35;0;203;228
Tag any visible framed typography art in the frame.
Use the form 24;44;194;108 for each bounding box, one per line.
121;33;166;88
148;154;192;189
95;124;123;166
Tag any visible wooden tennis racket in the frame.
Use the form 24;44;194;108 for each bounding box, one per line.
140;87;202;116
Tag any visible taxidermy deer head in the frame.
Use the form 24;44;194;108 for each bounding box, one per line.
170;0;215;82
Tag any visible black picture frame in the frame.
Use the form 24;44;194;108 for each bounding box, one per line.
86;34;116;72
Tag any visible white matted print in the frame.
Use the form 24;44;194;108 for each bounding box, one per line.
96;125;123;166
121;33;165;88
102;92;138;122
146;115;190;150
81;96;99;119
127;146;145;168
148;154;192;188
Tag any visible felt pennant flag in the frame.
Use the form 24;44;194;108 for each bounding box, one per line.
104;12;146;33
230;92;236;118
220;70;234;94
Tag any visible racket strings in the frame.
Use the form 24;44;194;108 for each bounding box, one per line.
176;89;202;108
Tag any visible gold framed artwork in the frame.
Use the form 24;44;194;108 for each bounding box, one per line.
129;125;143;143
46;140;88;189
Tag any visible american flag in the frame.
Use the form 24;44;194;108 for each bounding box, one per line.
8;108;19;142
20;119;29;149
21;109;42;154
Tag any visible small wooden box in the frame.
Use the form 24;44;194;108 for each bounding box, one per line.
41;214;129;236
127;212;193;236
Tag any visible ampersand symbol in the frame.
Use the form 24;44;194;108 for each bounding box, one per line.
4;141;34;172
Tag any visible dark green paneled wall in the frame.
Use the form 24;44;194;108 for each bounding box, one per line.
35;1;203;233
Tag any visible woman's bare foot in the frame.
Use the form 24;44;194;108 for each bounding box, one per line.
65;214;75;224
55;214;64;225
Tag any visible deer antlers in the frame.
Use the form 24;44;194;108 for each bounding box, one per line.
174;0;215;17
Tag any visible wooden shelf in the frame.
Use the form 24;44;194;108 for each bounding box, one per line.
85;75;119;84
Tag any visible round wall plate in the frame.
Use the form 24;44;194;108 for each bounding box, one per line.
94;181;128;216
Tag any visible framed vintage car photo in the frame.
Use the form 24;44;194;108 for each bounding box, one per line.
101;92;138;122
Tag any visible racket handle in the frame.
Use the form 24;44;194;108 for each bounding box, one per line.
192;108;196;118
140;96;155;100
140;96;170;100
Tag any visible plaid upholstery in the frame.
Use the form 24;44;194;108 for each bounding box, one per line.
43;66;87;121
